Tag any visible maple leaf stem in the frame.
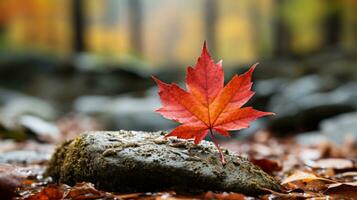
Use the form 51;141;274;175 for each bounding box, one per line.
209;129;226;164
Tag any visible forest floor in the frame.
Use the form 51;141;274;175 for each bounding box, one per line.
0;129;356;200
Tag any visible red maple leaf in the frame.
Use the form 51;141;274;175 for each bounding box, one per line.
153;42;274;163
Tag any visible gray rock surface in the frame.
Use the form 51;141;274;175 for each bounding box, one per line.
268;75;324;115
267;75;357;134
45;130;280;195
254;78;288;98
18;115;60;142
0;150;51;164
74;88;176;131
0;97;57;128
296;131;329;146
319;112;357;144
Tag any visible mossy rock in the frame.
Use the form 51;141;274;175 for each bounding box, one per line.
45;130;280;195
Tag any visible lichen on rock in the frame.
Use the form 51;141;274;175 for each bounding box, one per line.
45;130;280;195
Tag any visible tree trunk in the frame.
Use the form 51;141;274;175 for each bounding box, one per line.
72;0;85;53
128;0;143;54
204;0;217;55
273;0;290;57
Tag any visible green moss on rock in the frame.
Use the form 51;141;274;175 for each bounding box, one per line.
45;130;280;195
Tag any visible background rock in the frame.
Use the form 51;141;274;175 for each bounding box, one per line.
319;112;357;144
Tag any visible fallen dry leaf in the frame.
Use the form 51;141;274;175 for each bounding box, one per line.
305;158;355;170
324;182;357;200
115;192;143;199
24;185;64;200
262;188;322;199
250;158;282;174
281;170;338;192
203;191;247;200
281;171;335;185
64;182;109;199
298;148;322;161
333;171;357;182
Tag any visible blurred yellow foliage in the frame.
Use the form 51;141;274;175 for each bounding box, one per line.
281;0;325;54
3;0;72;56
0;0;356;66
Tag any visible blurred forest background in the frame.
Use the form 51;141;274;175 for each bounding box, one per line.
0;0;356;143
1;0;356;64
